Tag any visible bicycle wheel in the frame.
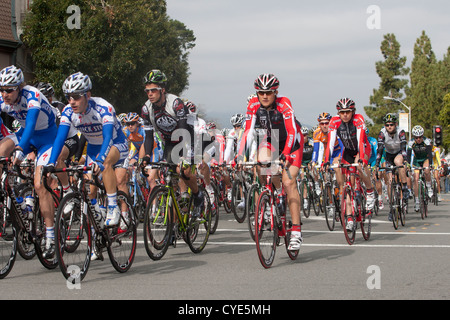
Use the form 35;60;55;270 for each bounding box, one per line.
324;184;335;231
246;183;259;241
33;199;58;269
400;196;407;226
300;180;310;218
186;186;211;253
222;183;232;213
419;181;428;219
255;190;277;268
209;181;220;234
231;180;246;223
360;196;371;241
106;191;137;273
0;202;17;279
143;186;172;261
55;191;91;283
340;187;356;245
391;183;400;230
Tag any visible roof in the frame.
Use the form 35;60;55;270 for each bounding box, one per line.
0;0;17;43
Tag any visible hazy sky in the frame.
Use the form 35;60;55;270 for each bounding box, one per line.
166;0;449;128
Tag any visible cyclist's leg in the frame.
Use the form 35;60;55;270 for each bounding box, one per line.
394;153;408;199
284;149;302;250
423;159;433;197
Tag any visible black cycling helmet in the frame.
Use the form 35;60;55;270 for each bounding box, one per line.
143;69;167;86
383;113;398;124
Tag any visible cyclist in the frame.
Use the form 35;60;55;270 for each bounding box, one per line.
140;70;204;216
375;113;408;220
35;81;80;196
431;143;442;202
0;65;58;258
45;72;129;228
324;98;374;230
407;125;433;211
124;112;146;167
300;126;314;210
237;73;304;251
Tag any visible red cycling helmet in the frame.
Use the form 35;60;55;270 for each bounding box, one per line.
254;74;280;91
336;98;356;111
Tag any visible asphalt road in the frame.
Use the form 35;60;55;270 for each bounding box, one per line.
1;193;449;302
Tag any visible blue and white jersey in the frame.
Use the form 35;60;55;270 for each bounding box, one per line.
59;97;125;145
0;85;56;131
49;96;127;166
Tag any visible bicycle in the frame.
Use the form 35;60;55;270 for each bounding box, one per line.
322;165;341;231
338;163;372;245
44;165;137;283
127;164;150;223
253;161;299;268
231;167;253;223
412;166;429;219
385;165;407;229
298;165;320;217
143;162;212;261
0;157;59;279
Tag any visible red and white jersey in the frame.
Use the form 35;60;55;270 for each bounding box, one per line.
238;95;301;158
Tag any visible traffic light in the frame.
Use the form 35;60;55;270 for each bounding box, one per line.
433;125;442;146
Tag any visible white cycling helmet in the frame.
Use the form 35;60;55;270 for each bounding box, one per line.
12;120;21;132
62;72;92;94
230;113;244;126
301;126;309;135
412;125;424;137
0;65;24;87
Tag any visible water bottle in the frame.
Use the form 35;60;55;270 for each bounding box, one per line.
17;197;28;219
25;195;34;219
90;199;104;226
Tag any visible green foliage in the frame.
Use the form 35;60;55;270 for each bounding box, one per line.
364;33;409;136
22;0;195;112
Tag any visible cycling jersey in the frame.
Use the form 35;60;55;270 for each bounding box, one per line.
407;137;432;166
238;95;303;166
432;146;441;169
141;94;194;162
368;136;377;167
375;127;407;166
0;85;57;157
224;127;243;163
302;138;314;165
125;126;145;152
312;127;343;165
326;114;369;165
49;97;128;166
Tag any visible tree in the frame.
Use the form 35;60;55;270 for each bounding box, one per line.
439;93;450;150
405;31;439;138
22;0;195;112
364;33;409;136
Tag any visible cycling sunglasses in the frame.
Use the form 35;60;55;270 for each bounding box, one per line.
0;86;18;94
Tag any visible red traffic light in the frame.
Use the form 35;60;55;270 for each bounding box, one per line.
435;127;441;133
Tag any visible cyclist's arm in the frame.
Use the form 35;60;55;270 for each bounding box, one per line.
96;123;113;163
48;124;70;165
74;134;87;162
375;131;385;166
324;121;337;164
399;130;408;160
237;110;256;160
18;108;40;154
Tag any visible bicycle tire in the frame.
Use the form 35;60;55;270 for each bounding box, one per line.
255;190;277;268
209;181;220;234
0;204;17;279
300;180;310;218
360;196;371;241
106;191;137;273
231;180;246;223
222;183;232;213
400;197;407;226
186;186;211;253
391;182;400;230
55;191;91;283
143;186;172;261
246;183;259;241
324;184;335;231
419;181;427;219
340;186;356;245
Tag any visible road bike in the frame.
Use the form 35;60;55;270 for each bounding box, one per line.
385;165;407;229
143;162;211;261
412;166;429;219
44;165;137;283
253;161;298;268
339;163;372;245
322;165;341;231
0;157;59;279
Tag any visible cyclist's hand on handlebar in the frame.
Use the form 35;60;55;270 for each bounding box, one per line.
91;161;104;175
11;147;25;166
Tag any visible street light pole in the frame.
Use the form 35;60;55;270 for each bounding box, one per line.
383;96;411;140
